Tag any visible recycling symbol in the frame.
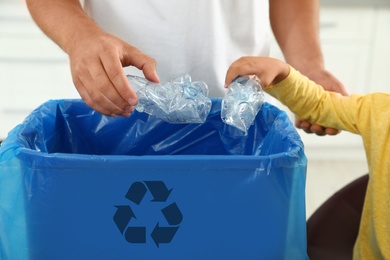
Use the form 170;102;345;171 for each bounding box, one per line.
113;181;183;247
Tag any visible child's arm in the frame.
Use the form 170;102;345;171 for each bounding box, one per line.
225;56;370;134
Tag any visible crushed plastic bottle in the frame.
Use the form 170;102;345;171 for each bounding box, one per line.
221;75;265;133
127;74;212;124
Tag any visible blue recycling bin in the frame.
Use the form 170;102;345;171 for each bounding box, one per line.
0;99;308;260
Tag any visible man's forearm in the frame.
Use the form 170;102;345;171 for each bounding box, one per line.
26;0;102;55
270;0;324;73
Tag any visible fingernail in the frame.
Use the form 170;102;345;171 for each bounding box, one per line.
128;98;137;106
154;73;160;83
110;113;118;118
125;106;133;113
122;112;131;118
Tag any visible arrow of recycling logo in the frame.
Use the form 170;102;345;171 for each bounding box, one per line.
113;181;183;247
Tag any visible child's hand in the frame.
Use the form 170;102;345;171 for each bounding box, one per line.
225;56;290;88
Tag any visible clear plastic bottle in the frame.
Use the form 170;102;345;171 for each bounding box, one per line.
126;74;212;124
221;75;265;133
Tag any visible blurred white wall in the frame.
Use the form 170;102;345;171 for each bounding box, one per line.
0;0;77;140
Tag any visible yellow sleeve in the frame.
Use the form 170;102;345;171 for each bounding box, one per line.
266;69;390;258
265;66;390;136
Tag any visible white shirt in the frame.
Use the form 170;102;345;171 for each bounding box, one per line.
83;0;271;98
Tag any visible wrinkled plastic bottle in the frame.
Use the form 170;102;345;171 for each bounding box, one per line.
126;74;212;124
221;75;265;133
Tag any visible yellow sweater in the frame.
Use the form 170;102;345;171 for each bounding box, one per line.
266;67;390;259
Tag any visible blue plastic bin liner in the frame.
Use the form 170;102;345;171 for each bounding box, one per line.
0;99;307;260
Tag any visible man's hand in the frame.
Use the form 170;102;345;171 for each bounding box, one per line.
25;0;160;117
69;32;160;117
